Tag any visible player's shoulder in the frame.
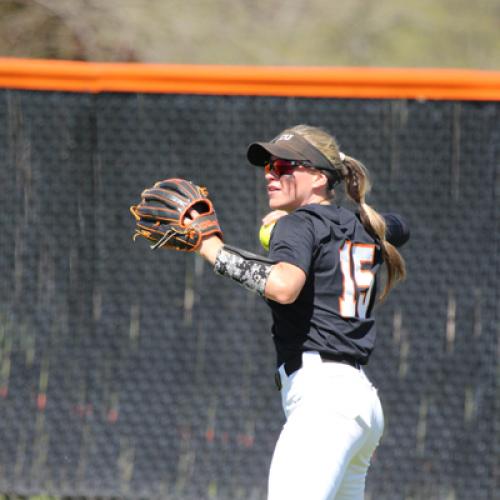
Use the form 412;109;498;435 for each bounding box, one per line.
294;203;356;227
269;209;316;256
288;204;358;243
274;209;315;234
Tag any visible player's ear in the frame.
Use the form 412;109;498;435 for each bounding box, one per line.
312;170;329;190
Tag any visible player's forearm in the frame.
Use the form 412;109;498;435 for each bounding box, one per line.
199;241;305;304
207;244;273;297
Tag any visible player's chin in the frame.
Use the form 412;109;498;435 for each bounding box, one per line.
268;195;284;210
268;198;292;212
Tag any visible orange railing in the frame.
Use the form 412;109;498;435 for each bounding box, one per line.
0;58;499;101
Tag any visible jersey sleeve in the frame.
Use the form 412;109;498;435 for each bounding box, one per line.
268;213;315;275
382;213;410;247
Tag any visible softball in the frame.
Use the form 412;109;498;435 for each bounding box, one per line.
259;221;276;251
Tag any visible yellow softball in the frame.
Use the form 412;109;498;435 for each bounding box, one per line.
259;221;276;251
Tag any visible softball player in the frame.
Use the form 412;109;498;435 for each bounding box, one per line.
194;124;409;499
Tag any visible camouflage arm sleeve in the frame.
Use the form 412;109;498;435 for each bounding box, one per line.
213;245;275;296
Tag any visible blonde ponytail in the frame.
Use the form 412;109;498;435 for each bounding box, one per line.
342;155;406;301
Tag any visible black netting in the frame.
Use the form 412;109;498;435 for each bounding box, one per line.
0;90;498;500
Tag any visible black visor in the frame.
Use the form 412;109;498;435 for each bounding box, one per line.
247;132;333;171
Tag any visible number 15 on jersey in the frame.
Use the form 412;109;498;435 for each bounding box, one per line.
339;241;376;319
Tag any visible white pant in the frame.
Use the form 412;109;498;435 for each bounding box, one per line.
268;351;384;500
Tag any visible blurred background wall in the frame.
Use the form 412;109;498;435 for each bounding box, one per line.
0;0;499;68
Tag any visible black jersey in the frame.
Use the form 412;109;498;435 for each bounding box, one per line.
267;204;406;367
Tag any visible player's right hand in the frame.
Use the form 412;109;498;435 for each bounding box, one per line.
262;210;288;226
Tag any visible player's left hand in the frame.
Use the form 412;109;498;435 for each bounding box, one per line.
130;178;223;252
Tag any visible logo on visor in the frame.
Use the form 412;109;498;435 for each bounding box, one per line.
274;134;294;142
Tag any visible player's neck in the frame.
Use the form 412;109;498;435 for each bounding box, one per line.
306;192;330;206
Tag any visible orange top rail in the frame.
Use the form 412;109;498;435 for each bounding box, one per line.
1;58;500;101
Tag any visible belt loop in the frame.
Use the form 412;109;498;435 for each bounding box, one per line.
275;364;287;391
274;370;282;390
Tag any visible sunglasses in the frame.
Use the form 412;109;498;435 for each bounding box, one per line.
264;158;310;177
